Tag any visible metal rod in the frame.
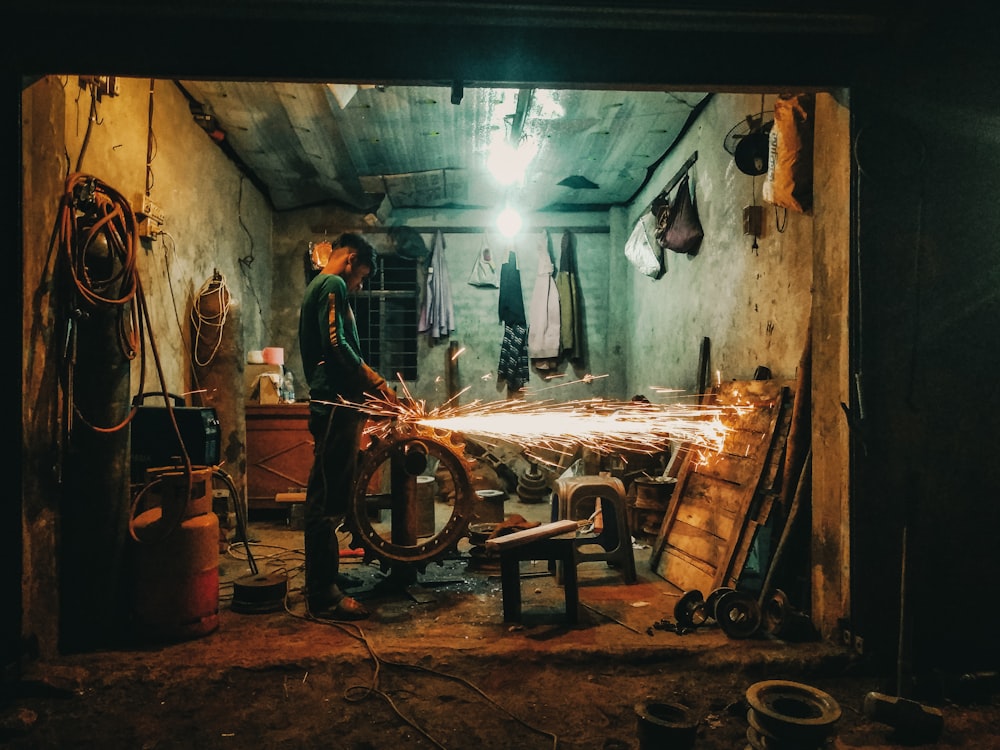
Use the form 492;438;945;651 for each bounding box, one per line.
658;151;699;199
581;602;644;634
638;150;700;216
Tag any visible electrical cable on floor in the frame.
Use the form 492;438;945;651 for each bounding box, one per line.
225;541;303;577
280;593;560;750
214;467;258;574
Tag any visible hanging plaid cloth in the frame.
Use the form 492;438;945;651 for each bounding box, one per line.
498;322;529;393
497;250;529;393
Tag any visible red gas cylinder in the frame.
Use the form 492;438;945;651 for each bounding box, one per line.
131;466;220;641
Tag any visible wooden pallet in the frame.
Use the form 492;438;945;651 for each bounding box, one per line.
649;379;794;594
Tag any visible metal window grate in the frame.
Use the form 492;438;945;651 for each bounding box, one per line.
353;255;419;382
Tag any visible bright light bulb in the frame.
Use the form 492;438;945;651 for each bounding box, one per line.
497;207;522;237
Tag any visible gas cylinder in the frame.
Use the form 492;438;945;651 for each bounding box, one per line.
131;466;219;641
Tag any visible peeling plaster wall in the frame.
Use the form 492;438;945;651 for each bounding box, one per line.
20;76;272;655
623;93;818;395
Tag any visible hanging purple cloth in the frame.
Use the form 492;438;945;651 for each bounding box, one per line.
497;250;529;392
418;230;456;341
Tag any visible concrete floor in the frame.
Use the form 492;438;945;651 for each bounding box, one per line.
207;492;839;667
8;494;999;749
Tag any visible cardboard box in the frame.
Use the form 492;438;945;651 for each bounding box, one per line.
246;363;283;401
253;374;282;404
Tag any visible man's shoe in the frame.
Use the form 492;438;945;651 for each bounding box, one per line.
308;596;370;621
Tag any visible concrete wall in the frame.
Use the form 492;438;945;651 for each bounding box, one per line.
617;91;850;640
20;76;272;654
269;207;615;408
622;93;816;392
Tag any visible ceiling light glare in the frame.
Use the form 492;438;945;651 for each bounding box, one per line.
497;207;522;237
532;89;565;120
487;142;522;186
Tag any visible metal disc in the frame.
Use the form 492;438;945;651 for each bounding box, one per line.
715;590;762;639
745;680;842;742
705;586;736;621
231;572;288;614
673;589;706;628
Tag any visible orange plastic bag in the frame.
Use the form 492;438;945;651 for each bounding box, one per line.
763;93;815;214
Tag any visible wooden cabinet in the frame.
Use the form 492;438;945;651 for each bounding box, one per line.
245;404;314;508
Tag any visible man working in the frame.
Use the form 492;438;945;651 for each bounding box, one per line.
298;233;399;620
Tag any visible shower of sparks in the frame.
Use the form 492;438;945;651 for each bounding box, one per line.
328;376;751;468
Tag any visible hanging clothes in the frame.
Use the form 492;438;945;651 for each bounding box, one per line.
528;232;561;370
498;248;526;327
418;230;456;341
556;230;584;364
497;249;529;393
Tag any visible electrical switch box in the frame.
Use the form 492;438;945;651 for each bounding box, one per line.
742;204;763;237
135;195;165;238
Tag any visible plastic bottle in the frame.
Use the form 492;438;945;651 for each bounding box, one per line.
281;371;295;403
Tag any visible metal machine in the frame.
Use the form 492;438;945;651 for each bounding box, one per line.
344;424;477;581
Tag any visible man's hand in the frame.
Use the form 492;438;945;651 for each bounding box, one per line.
377;381;400;405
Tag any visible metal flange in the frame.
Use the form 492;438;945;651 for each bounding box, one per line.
705;586;736;621
745;680;842;743
715;589;762;639
346;429;476;569
673;589;707;628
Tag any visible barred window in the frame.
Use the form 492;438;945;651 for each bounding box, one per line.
353;254;419;382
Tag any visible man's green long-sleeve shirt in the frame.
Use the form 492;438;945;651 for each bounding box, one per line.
299;272;384;403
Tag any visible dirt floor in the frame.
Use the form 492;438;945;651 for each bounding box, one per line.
4;499;1000;749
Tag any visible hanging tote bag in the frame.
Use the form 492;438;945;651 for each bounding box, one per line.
662;175;704;256
468;232;500;288
624;211;664;278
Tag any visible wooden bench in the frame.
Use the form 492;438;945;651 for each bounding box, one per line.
486;520;580;623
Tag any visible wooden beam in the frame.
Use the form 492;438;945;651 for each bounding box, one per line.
486;519;579;551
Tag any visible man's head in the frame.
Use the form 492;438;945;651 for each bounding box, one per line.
325;233;378;292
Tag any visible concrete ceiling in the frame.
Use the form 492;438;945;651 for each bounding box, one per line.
176;80;709;214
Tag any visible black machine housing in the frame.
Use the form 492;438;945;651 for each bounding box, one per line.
130;392;221;482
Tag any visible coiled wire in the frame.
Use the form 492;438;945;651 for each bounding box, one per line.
191;270;231;367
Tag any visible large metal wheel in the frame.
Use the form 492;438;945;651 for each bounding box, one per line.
345;429;476;571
